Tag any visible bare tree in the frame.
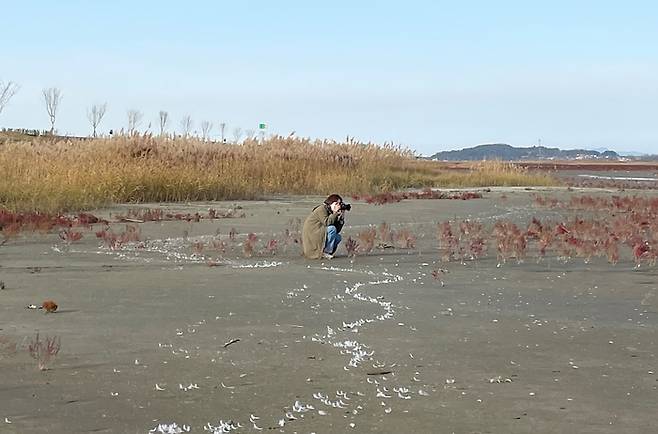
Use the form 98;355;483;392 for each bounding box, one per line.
42;87;63;134
86;103;107;137
245;129;256;140
232;127;243;143
200;121;213;141
159;110;169;136
180;115;193;138
127;109;143;135
0;80;20;116
219;122;226;143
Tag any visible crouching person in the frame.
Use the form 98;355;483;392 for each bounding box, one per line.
302;194;346;259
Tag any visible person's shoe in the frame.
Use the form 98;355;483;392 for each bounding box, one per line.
322;252;334;259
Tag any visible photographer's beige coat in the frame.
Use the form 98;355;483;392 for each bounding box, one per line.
302;204;342;259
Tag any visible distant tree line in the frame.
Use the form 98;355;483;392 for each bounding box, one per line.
0;79;260;143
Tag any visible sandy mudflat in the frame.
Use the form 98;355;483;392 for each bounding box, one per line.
1;189;657;434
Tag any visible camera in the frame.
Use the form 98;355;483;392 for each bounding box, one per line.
340;203;351;211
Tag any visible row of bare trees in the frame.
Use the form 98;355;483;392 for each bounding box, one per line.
2;81;82;136
3;83;69;136
0;80;257;141
133;111;251;141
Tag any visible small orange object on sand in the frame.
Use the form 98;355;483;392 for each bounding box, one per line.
41;300;58;313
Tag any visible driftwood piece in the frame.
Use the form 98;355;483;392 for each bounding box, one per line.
223;338;240;348
117;218;144;223
366;370;392;376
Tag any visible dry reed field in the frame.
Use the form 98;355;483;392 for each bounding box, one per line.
0;134;556;213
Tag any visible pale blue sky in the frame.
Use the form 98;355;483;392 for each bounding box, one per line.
1;1;656;155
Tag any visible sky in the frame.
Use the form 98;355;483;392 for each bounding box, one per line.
1;0;656;155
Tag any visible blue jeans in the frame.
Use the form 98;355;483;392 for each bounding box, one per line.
324;225;342;254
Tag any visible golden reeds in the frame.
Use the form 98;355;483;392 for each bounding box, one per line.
433;160;555;187
0;134;556;212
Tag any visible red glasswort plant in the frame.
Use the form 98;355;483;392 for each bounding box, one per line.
525;217;554;260
392;227;417;249
632;240;652;268
437;221;459;262
191;241;205;254
95;224;141;249
281;218;302;253
28;332;61;371
492;220;527;264
264;238;279;256
437;219;488;263
378;222;393;247
344;236;359;258
459;220;487;260
209;237;227;254
58;228;83;243
242;233;258;257
356;227;377;253
431;268;447;287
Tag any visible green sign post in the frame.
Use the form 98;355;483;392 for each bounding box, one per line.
257;122;267;143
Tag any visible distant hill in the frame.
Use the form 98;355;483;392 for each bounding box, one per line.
428;144;621;161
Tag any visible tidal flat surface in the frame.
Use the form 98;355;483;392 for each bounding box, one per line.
1;190;657;433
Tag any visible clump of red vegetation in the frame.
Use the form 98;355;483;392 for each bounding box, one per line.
533;194;657;266
352;188;482;205
0;210;106;240
434;194;655;267
199;218;303;261
340;221;418;256
564;176;658;191
494;221;527;264
113;207;245;223
437;220;488;263
95;224;142;249
59;228;83;243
